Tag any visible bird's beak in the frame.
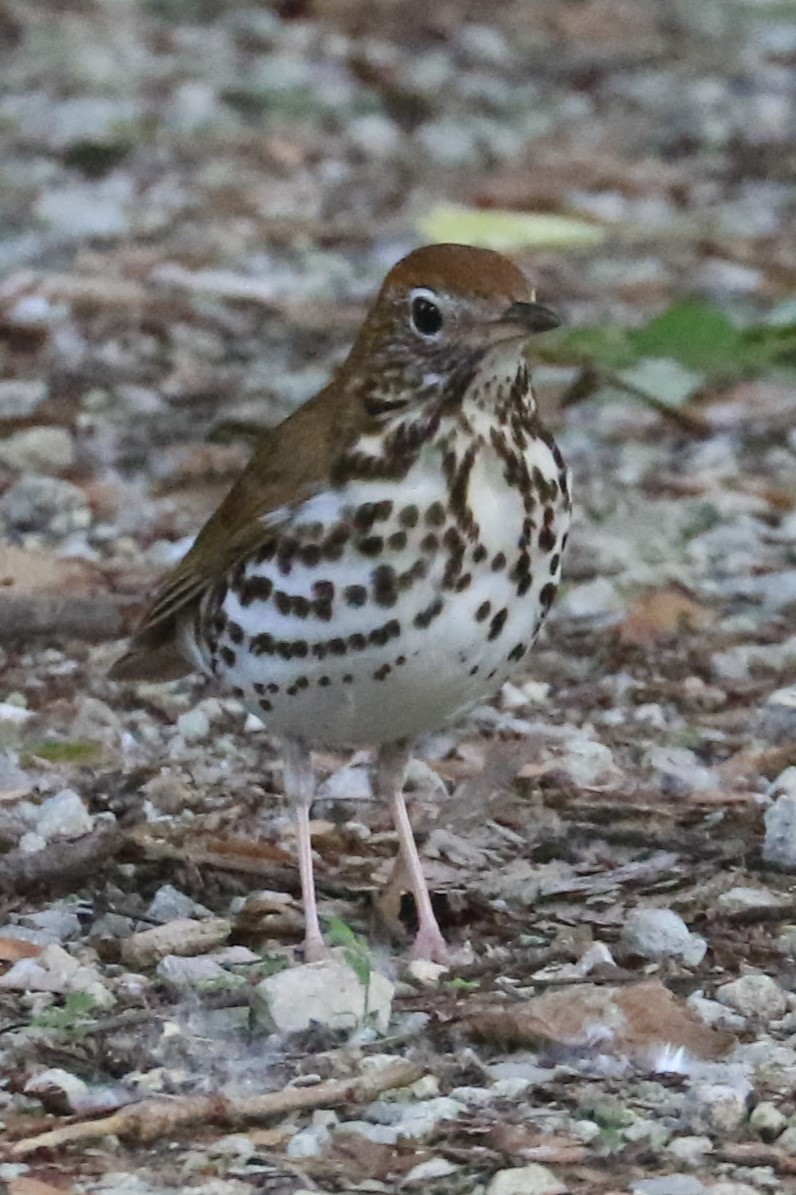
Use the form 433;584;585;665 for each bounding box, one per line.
498;300;562;334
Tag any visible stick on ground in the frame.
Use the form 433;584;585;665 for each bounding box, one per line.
10;1059;422;1156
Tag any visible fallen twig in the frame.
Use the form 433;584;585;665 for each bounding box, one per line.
9;1058;422;1156
0;826;126;896
0;595;125;644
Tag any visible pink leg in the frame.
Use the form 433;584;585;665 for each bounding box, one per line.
284;739;329;962
378;742;449;964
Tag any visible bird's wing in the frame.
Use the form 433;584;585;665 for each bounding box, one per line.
110;381;364;682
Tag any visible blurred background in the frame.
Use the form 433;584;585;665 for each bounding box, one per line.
0;0;794;565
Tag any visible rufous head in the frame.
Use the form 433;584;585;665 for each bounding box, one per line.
343;243;559;412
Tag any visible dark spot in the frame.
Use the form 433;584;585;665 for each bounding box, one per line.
318;676;331;687
277;537;299;575
254;682;266;695
540;581;558;611
550;553;560;574
517;576;532;597
372;563;398;607
508;642;527;662
227;621;244;645
469;664;479;676
388;529;407;551
328;638;347;656
491;552;507;572
348;632;367;651
267;682;280;694
259;698;272;712
312;642;328;659
219;645;236;668
345;584;368;607
399;505;419;528
538;525;556;553
357;535;384;557
296;676;309;690
488;608;508;641
343;673;353;683
238;575;273;606
373;663;391;681
414;596;444;629
561;532;569;552
291;595;311;619
231;685;245;699
298;543;322;567
322;524;350;561
396;654;406;666
251;633;274;655
455;572;472;592
425;501;446;527
275;591;291;616
369;618;400;646
420;532;439;553
476;600;491;622
473;544;487;564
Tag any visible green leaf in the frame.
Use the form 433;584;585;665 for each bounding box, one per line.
629;300;745;373
617;357;704;408
418;203;606;251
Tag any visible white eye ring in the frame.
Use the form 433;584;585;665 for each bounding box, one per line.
409;287;444;338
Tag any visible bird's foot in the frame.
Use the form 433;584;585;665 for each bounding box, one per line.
302;935;333;963
410;922;450;965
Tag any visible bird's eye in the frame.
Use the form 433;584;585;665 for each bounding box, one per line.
410;295;443;337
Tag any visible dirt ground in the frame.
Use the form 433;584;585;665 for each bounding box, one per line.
2;2;796;1193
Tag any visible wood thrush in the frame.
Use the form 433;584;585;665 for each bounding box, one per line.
111;243;571;963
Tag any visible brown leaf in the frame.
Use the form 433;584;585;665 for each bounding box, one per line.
618;588;715;646
0;936;43;962
463;980;733;1065
8;1179;75;1195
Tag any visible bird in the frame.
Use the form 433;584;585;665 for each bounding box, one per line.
110;242;571;964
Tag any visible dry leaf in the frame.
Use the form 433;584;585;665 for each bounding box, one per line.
619;588;715;646
464;980;733;1065
8;1179;75;1195
0;936;43;963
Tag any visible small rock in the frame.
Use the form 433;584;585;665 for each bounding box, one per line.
645;746;716;795
334;1120;399;1145
24;1067;89;1114
631;1178;707;1195
708;1186;764;1195
0;427;74;472
487;1164;567;1195
764;786;796;868
0;475;88;535
20;907;82;941
406;959;448;987
686;992;746;1031
286;1124;331;1158
778;1125;796;1153
121;918;231;968
758;686;796;743
666;1135;713;1166
209;1135;256;1160
403;1157;459;1184
715;886;784;914
558;577;625;622
622;908;707;966
145;885;212;923
0;378;47;419
317;760;373;802
716;973;787;1020
749;1100;786;1140
366;1096;464;1139
176;707;211;743
557;733;617;786
155;955;227;989
682;1083;748;1133
257;955;393;1033
0;942;112;1003
35;790;93;841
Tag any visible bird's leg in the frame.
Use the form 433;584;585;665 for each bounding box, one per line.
377;741;449;964
283;737;329;962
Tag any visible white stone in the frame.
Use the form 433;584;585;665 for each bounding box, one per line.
622;908;707;965
406;959;448;987
0;943;112;1004
209;1135;256;1159
334;1120;399;1145
146;884;212;923
764;789;796;868
35;789;92;841
317;761;373;802
749;1100;786;1139
0;378;47;418
286;1123;330;1158
487;1164;567;1195
257;956;393;1033
0;702;33;723
682;1083;748;1133
403;1157;459;1184
716;973;787;1020
665;1135;713;1166
632;1178;707;1195
155;955;227;989
24;1067;89;1111
176;707;211;743
715;886;784;913
0;427;74;472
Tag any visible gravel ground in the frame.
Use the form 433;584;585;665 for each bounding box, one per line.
2;2;796;1192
